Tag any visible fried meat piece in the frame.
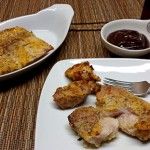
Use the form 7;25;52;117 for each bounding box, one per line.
134;115;150;141
65;61;100;81
68;106;119;147
96;85;150;116
118;111;150;141
0;26;53;75
117;111;139;137
53;80;101;109
96;85;150;141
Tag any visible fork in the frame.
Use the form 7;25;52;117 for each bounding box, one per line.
103;77;150;97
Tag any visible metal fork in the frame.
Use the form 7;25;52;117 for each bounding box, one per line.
103;77;150;97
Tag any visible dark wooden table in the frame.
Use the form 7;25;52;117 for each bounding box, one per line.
0;0;148;149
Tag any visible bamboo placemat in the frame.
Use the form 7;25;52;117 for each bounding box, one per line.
0;0;147;150
0;0;144;25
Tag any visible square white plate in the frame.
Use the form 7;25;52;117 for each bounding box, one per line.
35;58;150;150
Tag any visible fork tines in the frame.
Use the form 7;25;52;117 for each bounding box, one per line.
103;77;133;92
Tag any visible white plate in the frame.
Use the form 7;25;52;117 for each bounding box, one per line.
35;58;150;150
0;4;74;81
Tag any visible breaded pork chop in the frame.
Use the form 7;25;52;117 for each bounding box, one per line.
96;85;150;141
0;26;53;75
53;80;101;109
96;85;150;117
68;106;119;147
65;61;100;81
118;111;150;141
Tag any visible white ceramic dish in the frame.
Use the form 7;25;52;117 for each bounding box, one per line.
0;4;74;81
101;19;150;57
35;58;150;150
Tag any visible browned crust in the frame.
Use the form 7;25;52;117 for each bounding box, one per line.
53;80;101;109
0;26;53;75
96;85;150;141
65;61;100;81
68;106;101;136
96;85;150;116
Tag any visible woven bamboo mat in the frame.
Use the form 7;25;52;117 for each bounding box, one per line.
0;0;144;25
0;0;147;150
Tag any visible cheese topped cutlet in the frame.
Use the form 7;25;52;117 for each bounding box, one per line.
0;26;53;75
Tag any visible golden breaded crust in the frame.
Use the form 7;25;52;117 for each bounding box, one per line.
53;86;87;109
96;85;150;116
68;106;119;147
68;106;101;138
135;116;150;141
96;85;150;141
65;61;100;81
0;26;53;75
53;80;101;109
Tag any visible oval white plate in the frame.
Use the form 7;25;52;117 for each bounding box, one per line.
0;4;74;81
35;58;150;150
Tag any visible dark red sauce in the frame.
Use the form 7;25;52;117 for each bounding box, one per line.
107;29;149;50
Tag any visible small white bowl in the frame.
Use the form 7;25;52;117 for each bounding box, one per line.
100;19;150;57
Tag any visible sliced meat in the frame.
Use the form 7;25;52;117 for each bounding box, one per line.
96;85;150;117
68;106;119;147
96;85;150;141
118;111;150;141
117;111;139;136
